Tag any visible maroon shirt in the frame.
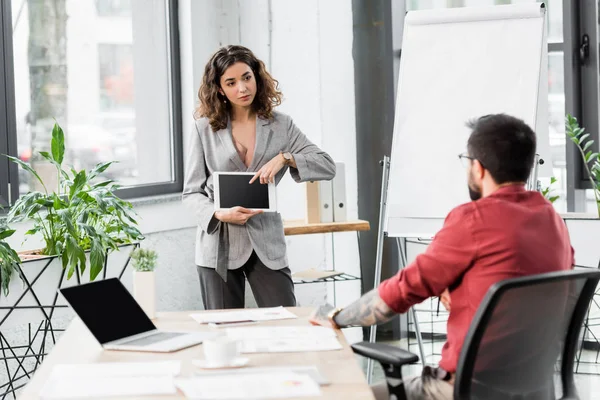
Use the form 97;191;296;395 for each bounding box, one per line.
378;185;574;372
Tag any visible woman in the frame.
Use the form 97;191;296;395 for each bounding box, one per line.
182;45;336;310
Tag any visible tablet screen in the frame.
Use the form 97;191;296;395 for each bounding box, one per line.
218;174;270;209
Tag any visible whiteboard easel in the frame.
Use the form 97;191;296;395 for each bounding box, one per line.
366;3;549;382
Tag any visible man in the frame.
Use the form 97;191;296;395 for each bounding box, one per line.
310;114;574;400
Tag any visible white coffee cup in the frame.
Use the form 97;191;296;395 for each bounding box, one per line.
202;336;240;366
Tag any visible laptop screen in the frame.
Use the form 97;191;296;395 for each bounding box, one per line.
60;278;156;344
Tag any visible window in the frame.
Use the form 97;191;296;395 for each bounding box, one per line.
95;0;132;17
406;0;597;213
2;0;181;203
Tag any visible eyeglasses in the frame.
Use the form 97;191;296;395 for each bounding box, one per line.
458;153;479;168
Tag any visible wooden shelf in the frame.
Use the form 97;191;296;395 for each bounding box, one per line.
283;219;370;236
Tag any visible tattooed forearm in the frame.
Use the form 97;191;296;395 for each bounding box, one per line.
334;289;396;328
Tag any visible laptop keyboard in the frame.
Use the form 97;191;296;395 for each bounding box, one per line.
119;332;185;347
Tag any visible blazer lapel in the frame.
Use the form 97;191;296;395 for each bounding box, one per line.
248;116;273;171
216;118;247;171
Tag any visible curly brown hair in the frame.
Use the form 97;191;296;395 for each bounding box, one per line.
195;45;283;131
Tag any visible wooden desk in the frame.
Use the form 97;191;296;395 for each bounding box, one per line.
20;308;374;399
283;220;370;236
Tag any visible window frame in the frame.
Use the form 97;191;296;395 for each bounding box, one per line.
0;0;18;208
563;0;600;211
0;0;183;207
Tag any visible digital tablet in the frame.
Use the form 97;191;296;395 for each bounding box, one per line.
213;172;277;212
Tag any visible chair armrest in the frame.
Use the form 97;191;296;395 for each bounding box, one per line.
351;342;419;366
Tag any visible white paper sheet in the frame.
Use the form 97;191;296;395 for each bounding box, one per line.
239;337;342;353
190;306;297;324
225;325;336;340
225;326;342;353
192;365;330;386
175;372;321;399
39;361;180;399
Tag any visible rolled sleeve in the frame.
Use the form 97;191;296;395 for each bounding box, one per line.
285;117;336;183
377;205;478;314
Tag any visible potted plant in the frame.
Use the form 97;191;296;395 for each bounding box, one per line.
0;122;146;393
130;248;158;319
4;122;144;285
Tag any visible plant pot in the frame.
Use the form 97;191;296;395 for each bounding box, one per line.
133;270;155;320
0;243;138;329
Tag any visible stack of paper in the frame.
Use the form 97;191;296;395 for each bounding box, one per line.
175;371;321;399
226;326;342;353
190;306;298;324
39;361;180;399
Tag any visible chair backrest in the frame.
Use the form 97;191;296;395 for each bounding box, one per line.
454;269;600;400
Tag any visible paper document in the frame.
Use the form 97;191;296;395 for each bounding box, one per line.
226;326;342;353
190;306;297;324
226;325;336;340
193;365;330;386
39;361;180;399
240;337;342;353
175;372;321;399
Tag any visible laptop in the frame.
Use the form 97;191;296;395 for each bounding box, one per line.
60;278;218;352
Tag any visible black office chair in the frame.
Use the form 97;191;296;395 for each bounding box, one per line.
352;269;600;400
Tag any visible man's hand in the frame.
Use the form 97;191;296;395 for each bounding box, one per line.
440;288;451;312
309;289;396;329
309;304;336;328
215;206;262;225
249;154;288;184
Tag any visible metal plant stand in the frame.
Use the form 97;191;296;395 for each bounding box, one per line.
0;243;138;399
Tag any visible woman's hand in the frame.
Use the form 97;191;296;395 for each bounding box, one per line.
250;154;287;184
215;207;263;225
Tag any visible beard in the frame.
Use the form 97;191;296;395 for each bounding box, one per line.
467;174;482;201
468;185;482;201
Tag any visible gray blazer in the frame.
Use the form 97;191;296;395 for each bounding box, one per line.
182;111;336;276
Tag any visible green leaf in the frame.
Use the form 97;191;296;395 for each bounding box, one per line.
66;237;85;279
25;227;41;236
580;133;591;143
583;140;594;152
52;193;65;210
550;177;557;184
0;229;15;240
5;156;46;190
51;123;65;165
57;209;77;237
589;153;599;165
38;151;54;163
69;170;88;201
61;240;70;270
549;196;560;203
88;162;114;181
90;239;105;281
92;180;114;188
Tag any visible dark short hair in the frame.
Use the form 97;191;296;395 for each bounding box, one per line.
466;114;537;184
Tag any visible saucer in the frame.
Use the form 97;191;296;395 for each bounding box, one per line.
192;357;250;370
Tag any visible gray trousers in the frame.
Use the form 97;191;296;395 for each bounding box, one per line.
197;251;297;310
